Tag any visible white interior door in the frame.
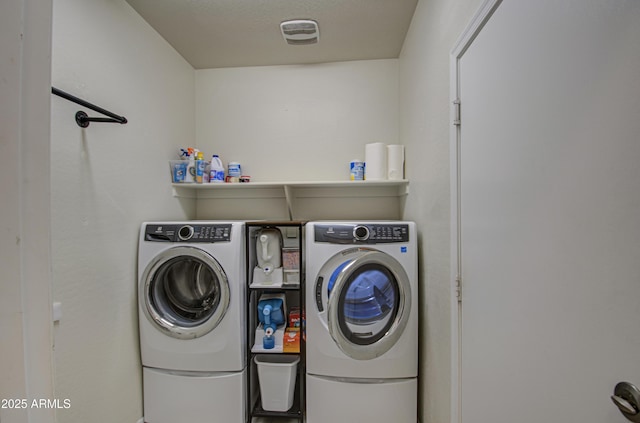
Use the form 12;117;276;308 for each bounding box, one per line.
454;0;640;422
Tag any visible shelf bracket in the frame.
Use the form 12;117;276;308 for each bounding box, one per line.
283;185;294;221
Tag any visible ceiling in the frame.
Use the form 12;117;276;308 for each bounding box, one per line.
125;0;419;69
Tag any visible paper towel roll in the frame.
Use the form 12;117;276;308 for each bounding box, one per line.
365;142;387;181
387;144;405;180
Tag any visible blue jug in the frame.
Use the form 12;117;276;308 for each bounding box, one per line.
258;297;286;349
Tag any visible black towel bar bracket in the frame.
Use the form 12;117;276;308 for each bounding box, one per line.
51;87;128;128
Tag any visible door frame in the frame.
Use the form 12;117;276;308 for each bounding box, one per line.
1;1;55;422
449;1;502;422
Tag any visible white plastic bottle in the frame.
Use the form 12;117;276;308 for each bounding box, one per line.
185;151;195;183
209;154;225;183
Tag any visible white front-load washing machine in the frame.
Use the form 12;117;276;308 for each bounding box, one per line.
305;221;418;422
138;221;246;423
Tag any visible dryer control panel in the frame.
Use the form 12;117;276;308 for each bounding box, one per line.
144;224;232;243
314;224;409;244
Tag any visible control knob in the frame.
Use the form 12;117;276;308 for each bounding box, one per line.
353;225;370;241
178;225;194;241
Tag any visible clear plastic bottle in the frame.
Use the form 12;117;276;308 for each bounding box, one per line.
209;154;225;183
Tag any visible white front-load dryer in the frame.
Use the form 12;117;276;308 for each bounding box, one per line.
138;221;246;423
305;221;418;423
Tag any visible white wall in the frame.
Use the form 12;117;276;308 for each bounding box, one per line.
398;0;483;422
1;1;55;422
196;60;399;182
50;1;195;422
194;60;402;220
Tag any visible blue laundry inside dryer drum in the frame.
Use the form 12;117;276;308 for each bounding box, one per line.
328;261;396;324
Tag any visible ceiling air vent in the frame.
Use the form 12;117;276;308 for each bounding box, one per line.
280;19;319;45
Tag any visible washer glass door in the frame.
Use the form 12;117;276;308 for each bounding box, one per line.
325;248;411;360
142;246;230;339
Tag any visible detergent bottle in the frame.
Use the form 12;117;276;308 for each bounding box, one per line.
257;293;286;349
209;154;225;183
262;304;277;349
195;151;205;184
185;148;195;183
252;227;284;285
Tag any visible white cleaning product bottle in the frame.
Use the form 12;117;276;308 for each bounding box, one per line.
209;154;225;183
185;149;195;183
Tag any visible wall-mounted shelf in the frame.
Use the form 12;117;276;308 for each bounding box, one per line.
172;180;409;197
172;180;409;219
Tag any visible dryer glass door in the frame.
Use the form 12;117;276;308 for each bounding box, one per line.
326;248;411;360
142;246;230;339
329;263;398;343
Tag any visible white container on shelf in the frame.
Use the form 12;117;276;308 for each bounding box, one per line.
254;355;299;412
387;144;405;180
209;155;225;183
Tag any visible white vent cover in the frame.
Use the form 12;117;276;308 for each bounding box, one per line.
280;19;319;45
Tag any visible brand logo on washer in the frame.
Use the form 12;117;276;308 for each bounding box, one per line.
401;246;407;253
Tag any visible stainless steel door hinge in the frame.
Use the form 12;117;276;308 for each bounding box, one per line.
455;275;462;303
453;99;461;126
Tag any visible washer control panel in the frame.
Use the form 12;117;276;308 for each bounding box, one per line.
314;224;409;244
145;224;232;243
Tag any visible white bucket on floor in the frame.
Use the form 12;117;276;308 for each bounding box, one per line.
254;354;299;412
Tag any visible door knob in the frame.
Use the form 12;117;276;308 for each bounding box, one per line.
612;382;640;422
612;395;638;415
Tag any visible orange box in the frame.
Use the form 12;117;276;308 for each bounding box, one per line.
282;328;300;353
